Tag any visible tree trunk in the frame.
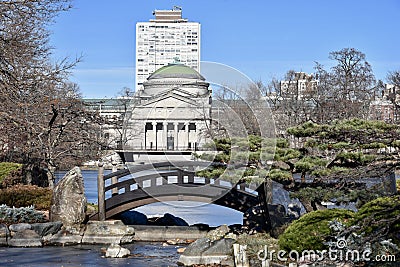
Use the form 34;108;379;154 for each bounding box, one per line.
24;164;33;185
47;165;56;189
301;199;314;213
301;172;306;183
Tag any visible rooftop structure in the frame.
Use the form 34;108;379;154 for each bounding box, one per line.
150;6;187;23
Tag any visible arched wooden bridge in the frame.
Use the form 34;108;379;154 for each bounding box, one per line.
95;161;269;221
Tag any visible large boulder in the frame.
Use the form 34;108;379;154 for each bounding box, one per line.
206;224;230;241
117;210;148;225
269;204;289;229
31;221;63;237
181;238;212;256
50;167;87;233
154;213;188;226
178;237;235;266
202;238;236;256
9;223;32;232
243;204;288;233
8;229;42;247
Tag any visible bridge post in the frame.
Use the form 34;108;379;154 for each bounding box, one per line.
111;160;118;196
177;169;184;184
239;182;246;191
97;161;105;221
188;166;194;183
256;178;273;231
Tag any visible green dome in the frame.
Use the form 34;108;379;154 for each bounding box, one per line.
148;64;205;80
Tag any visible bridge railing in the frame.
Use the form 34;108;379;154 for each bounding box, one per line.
97;161;259;221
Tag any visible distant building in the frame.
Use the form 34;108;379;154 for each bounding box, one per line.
279;72;318;99
84;62;212;151
126;63;211;151
369;99;395;122
84;98;129;149
135;6;200;91
369;83;399;122
382;83;400;104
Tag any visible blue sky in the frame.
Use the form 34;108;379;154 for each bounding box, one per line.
50;0;400;98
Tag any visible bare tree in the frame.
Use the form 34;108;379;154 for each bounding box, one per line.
386;70;400;122
266;70;316;132
113;87;135;149
0;0;105;187
313;48;375;122
212;83;263;137
387;70;400;87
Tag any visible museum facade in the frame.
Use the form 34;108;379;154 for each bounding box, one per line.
124;63;212;151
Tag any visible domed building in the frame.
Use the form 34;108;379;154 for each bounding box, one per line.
124;63;212;152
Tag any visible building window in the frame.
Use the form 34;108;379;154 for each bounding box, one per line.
189;123;196;131
145;122;153;131
178;123;185;131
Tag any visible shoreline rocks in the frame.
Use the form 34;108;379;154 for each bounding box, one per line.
82;220;135;244
0;224;9;246
1;220;136;247
31;221;63;237
178;225;237;266
8;229;42;247
0;220;212;247
178;237;236;266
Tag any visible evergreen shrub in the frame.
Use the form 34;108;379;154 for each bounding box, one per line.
0;162;22;187
278;209;355;252
0;185;52;210
0;204;46;224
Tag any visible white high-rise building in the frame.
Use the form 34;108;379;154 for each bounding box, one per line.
135;6;201;91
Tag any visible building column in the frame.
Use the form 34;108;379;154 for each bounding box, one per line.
144;122;147;150
185;122;190;150
194;122;198;151
152;122;157;150
174;122;179;150
163;121;168;150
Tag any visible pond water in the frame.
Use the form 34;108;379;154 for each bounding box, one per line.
0;243;184;267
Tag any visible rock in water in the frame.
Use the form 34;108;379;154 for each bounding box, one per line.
117;210;148;225
154;213;189;226
105;243;130;258
49;167;87;233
